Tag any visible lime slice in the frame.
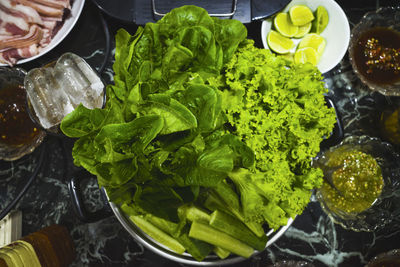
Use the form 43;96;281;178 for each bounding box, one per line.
294;22;312;38
294;47;319;65
289;5;315;26
298;33;326;57
267;30;295;54
274;12;298;37
312;6;329;34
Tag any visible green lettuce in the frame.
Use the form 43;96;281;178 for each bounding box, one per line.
61;5;249;219
213;41;336;228
60;5;336;257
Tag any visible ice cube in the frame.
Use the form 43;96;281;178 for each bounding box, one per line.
24;53;105;130
24;68;74;129
54;53;104;109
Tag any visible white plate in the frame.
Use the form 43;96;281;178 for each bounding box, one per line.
261;0;350;74
0;0;85;66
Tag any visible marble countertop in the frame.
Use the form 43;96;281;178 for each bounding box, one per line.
1;0;400;266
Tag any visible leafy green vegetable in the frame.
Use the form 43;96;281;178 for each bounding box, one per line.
218;41;336;229
60;5;336;260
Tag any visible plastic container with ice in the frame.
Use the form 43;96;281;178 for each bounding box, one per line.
24;53;105;131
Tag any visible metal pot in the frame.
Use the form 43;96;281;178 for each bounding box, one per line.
68;96;343;265
69;170;294;266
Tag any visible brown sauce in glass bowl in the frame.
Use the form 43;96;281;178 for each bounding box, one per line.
0;84;40;147
352;27;400;85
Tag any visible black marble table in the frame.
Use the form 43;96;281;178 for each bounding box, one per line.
1;0;400;266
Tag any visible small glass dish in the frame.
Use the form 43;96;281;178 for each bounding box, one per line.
366;249;400;267
348;6;400;96
0;67;46;161
314;135;400;232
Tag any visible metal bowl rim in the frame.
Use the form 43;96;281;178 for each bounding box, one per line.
102;188;295;266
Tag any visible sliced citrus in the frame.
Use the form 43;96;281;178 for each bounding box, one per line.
312;6;329;34
294;22;312;38
274;12;299;37
298;33;326;57
267;30;295;54
289;5;315;26
294;47;319;65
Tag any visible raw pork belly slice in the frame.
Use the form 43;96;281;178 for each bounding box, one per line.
0;24;43;50
0;0;43;25
32;0;71;10
0;43;39;65
14;0;64;20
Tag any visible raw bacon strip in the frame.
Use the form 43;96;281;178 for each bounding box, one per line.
39;18;56;46
18;43;38;57
13;0;64;19
0;0;43;25
0;8;30;35
39;15;63;22
0;25;43;51
0;43;38;65
42;17;57;32
31;0;70;10
40;28;51;46
0;47;20;64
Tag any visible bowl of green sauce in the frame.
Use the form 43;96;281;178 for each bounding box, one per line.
314;135;400;232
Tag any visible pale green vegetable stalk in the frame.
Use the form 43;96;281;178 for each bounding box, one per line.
130;216;185;254
189;221;254;258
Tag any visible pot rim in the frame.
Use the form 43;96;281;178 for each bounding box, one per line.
102;188;295;266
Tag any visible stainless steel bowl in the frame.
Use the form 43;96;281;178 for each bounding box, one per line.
103;188;294;266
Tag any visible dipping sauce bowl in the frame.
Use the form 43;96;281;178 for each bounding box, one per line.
0;67;46;161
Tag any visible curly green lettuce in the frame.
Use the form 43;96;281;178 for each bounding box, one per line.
210;41;336;229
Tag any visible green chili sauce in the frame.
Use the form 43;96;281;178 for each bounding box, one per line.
320;150;384;213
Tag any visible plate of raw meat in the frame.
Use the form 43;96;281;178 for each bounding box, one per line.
0;0;85;66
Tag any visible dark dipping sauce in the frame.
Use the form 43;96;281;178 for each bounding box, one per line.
352;27;400;85
0;84;40;147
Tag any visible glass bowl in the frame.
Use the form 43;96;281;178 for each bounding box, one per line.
366;249;400;267
0;67;46;161
348;6;400;96
314;135;400;232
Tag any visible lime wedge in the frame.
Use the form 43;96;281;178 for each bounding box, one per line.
298;33;326;57
267;30;295;54
312;6;329;34
294;22;312;38
289;5;315;26
274;12;299;37
294;47;319;65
